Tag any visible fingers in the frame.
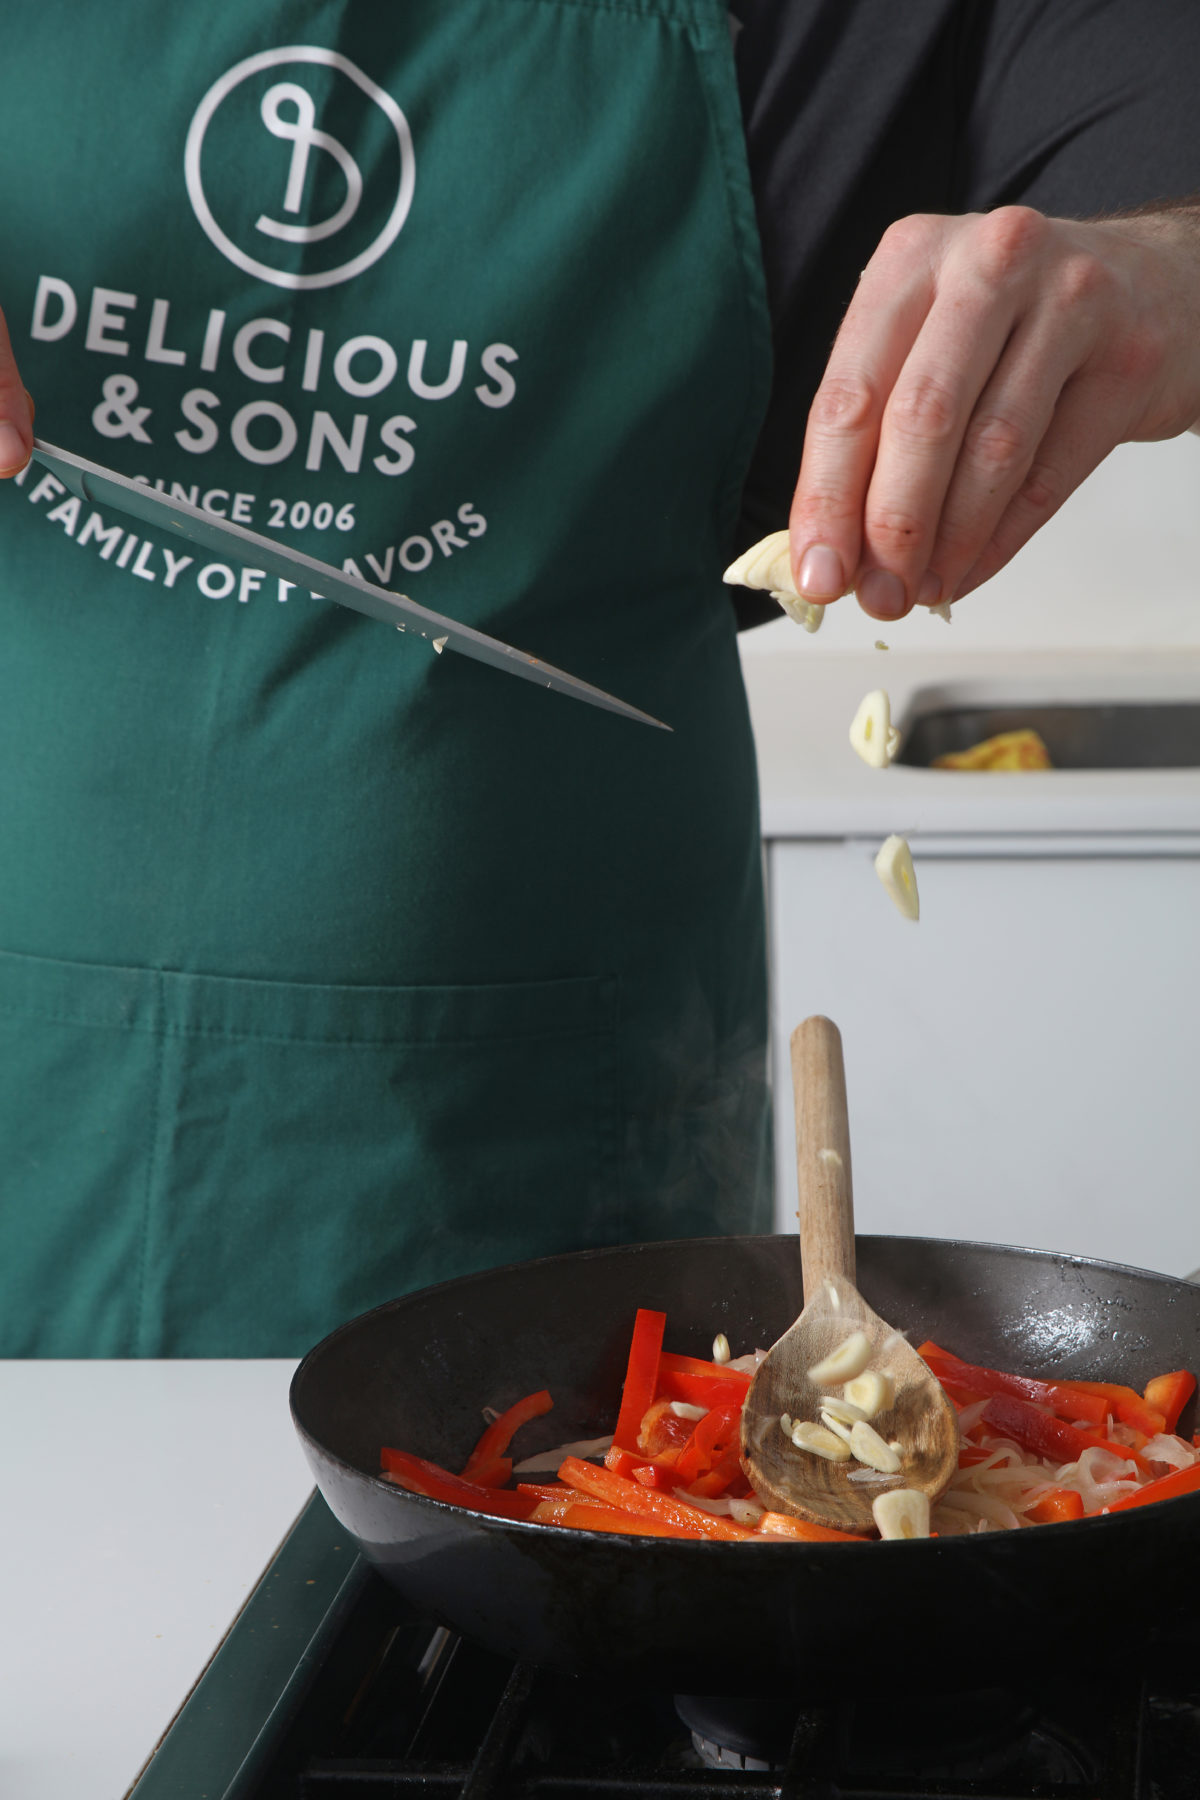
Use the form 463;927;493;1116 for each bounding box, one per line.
950;371;1121;599
853;247;1035;618
788;218;942;607
787;206;1148;624
0;307;33;477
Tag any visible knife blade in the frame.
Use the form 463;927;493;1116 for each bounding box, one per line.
26;440;670;732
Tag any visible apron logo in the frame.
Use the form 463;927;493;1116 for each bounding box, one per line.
184;46;415;291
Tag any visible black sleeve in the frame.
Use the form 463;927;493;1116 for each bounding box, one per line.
954;0;1200;218
731;0;1200;627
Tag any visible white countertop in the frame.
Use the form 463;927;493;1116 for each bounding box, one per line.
0;1359;315;1800
740;646;1200;838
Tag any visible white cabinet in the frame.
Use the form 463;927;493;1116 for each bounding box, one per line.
766;834;1200;1278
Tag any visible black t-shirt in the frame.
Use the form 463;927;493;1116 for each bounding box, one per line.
732;0;1200;625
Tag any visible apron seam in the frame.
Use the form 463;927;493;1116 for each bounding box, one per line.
687;7;775;548
490;0;705;24
133;970;167;1358
0;1005;615;1049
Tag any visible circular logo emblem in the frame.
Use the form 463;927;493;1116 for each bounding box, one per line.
185;46;415;291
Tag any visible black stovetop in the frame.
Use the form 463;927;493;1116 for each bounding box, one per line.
127;1494;1200;1800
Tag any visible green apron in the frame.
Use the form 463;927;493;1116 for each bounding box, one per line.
0;0;773;1356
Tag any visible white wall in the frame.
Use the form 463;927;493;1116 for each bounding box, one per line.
738;434;1200;660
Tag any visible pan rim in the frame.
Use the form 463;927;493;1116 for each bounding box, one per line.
291;1231;1200;1554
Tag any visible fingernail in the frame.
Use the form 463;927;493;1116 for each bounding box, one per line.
0;423;29;474
916;571;942;609
797;544;844;599
857;569;910;620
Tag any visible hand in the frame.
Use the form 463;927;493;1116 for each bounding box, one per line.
0;303;33;476
787;205;1200;622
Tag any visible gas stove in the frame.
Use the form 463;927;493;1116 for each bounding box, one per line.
128;1494;1199;1800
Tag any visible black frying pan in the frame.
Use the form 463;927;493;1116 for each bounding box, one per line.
291;1234;1200;1696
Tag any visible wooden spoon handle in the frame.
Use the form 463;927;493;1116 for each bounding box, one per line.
790;1016;856;1304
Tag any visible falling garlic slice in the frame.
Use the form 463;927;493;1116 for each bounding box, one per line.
849;690;902;769
874;834;920;922
807;1330;872;1386
723;530;825;633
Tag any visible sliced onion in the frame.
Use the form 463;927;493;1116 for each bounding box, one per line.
1141;1433;1198;1470
939;1489;1024;1530
673;1487;733;1515
728;1496;766;1526
955;1399;989;1435
512;1434;613;1474
727;1350;768;1374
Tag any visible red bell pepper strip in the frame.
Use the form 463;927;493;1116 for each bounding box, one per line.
604;1443;645;1478
655;1352;752;1411
918;1343;1109;1427
1104;1460;1200;1513
557;1456;755;1540
515;1482;577;1502
674;1403;741;1488
1059;1381;1166;1438
757;1512;868;1543
463;1456;513;1489
636;1398;695;1460
690;1437;746;1499
1143;1371;1196;1434
612;1310;667;1453
460;1388;554;1483
380;1448;539;1519
979;1395;1095;1465
530;1499;710;1539
1026;1488;1085;1525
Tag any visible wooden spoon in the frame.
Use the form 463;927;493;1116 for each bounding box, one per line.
740;1016;959;1533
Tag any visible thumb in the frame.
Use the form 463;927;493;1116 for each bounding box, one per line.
0;308;34;476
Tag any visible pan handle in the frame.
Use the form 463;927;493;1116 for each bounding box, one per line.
790;1016;856;1305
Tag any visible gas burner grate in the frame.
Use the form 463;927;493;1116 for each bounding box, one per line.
128;1497;1199;1800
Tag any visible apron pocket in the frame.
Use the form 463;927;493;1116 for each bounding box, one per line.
0;949;619;1356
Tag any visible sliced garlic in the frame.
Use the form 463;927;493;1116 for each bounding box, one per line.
872;1488;931;1539
818;1409;855;1445
790;1420;852;1461
850;1420;902;1474
669;1401;708;1421
930;601;953;622
874;834;920;921
843;1370;894;1421
712;1332;731;1364
723;530;793;594
819;1396;870;1428
874;639;890;651
807;1330;872;1386
775;592;826;633
848;690;901;769
723;531;826;632
432;635;448;653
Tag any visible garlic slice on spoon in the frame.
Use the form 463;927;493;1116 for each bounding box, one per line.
740;1016;959;1532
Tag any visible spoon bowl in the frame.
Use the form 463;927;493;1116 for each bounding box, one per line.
740;1016;959;1532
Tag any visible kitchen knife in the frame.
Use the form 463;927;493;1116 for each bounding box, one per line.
26;440;670;731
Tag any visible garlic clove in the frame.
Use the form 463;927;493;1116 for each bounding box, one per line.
874;834;920;921
807;1330;872;1386
790;1420;853;1462
872;1488;931;1539
818;1408;856;1445
819;1395;871;1427
843;1370;895;1420
723;530;793;594
849;690;898;769
850;1420;903;1474
723;531;826;631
